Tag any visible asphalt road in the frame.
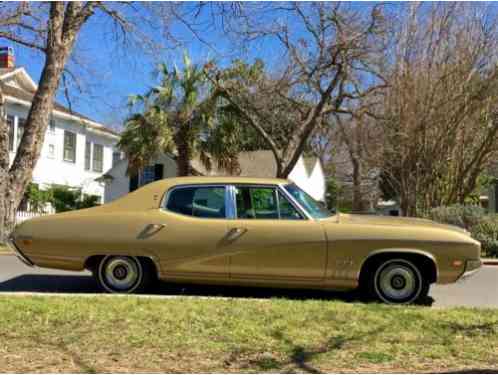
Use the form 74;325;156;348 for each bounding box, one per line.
0;254;497;308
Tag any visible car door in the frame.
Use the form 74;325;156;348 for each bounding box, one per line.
147;184;231;278
227;185;327;281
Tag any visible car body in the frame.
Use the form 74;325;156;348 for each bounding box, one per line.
7;176;482;303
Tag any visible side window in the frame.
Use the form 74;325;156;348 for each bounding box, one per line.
235;186;279;219
166;186;226;218
278;191;304;220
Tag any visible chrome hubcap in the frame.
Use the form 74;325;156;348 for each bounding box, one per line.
103;257;140;291
378;264;417;301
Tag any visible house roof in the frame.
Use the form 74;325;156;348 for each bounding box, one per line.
0;68;119;138
303;157;318;176
0;67;16;75
189;151;321;178
192;150;307;178
102;150;320;181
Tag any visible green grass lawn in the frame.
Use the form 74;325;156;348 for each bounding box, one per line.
0;296;497;373
0;244;11;254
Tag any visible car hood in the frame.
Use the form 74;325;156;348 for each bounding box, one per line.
327;213;470;235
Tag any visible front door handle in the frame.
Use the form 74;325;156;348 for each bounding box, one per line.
225;227;247;242
137;223;166;239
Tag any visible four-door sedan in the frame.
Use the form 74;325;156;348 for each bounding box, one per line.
7;177;482;304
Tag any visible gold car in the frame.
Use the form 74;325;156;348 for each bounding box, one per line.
7;177;482;304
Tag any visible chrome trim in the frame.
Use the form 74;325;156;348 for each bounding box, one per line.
6;235;34;267
359;248;439;283
459;259;482;281
226;185;236;219
278;183;313;220
160;182;311;221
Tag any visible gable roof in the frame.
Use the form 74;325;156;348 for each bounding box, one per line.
0;68;119;138
303;156;318;176
0;67;37;92
192;151;320;178
102;150;320;181
191;150;279;177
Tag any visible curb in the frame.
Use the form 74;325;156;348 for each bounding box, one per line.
483;259;498;266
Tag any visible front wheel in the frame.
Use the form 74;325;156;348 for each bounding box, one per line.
95;256;153;294
367;259;429;304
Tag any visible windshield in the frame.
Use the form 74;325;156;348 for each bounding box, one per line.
283;184;333;219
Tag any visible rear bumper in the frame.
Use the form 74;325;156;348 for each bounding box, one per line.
6;236;34;267
459;259;482;281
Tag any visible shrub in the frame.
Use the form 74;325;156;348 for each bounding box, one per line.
425;204;485;230
48;185;100;213
470;216;498;258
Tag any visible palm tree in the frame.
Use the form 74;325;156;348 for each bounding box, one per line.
119;53;239;177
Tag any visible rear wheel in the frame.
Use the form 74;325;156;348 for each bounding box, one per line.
96;256;153;294
366;258;429;304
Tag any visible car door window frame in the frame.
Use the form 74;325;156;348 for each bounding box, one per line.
161;184;233;219
228;184;310;221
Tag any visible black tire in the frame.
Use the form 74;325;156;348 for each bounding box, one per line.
95;255;154;294
365;258;429;304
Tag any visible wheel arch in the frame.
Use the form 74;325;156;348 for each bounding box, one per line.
359;248;438;285
84;254;161;279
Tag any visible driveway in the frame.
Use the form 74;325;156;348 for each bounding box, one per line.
0;254;497;308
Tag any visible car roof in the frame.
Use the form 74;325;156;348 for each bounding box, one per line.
156;176;290;187
101;176;291;212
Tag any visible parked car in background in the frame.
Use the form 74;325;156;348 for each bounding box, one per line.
7;177;482;304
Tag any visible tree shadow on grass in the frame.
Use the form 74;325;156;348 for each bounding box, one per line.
436;370;498;374
243;326;388;373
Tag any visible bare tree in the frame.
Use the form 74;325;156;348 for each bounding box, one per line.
0;2;153;242
334;111;383;212
206;2;387;178
380;3;498;216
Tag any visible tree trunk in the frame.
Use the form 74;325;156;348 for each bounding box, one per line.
351;157;365;213
0;5;75;240
0;86;8;243
175;128;192;176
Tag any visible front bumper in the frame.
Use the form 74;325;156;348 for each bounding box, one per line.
6;236;34;267
459;259;482;281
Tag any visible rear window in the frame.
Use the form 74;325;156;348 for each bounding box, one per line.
165;186;226;218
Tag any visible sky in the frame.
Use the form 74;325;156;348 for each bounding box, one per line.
8;3;286;131
5;2;386;131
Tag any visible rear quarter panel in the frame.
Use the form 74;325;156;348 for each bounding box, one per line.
14;210;161;271
322;221;480;287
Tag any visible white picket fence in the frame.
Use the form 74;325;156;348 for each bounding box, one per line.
15;210;50;224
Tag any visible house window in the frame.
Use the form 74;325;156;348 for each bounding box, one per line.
49;117;56;133
140;165;155;185
16;118;25;148
92;144;103;172
7;115;14;151
63;130;76;163
85;141;91;170
48;144;55;159
112;151;121;167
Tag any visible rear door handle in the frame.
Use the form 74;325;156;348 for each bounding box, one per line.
225;227;247;242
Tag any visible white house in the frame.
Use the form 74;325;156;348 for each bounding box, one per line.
1;47;120;205
100;150;326;203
